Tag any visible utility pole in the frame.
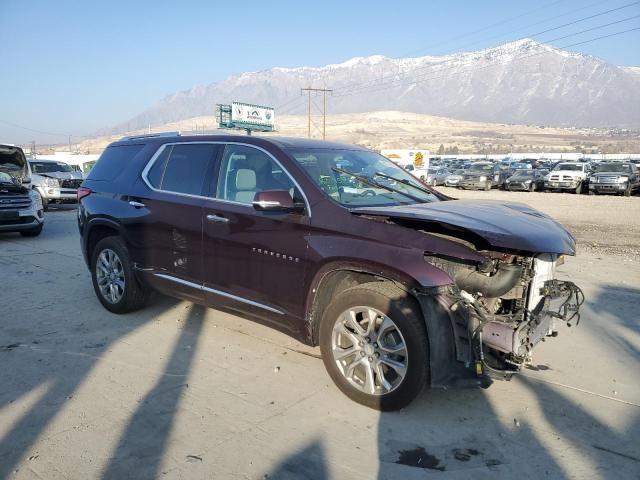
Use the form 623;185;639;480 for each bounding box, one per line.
300;87;332;139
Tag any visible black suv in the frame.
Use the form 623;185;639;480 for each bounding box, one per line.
78;133;582;410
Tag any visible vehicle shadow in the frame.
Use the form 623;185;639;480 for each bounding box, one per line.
587;284;640;361
100;304;206;479
0;294;179;478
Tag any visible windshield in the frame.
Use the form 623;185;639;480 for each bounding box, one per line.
594;163;632;173
468;164;493;172
287;148;438;206
553;163;582;172
29;161;73;173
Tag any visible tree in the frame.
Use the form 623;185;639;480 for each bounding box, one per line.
437;144;445;155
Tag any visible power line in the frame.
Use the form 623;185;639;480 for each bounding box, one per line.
561;24;640;47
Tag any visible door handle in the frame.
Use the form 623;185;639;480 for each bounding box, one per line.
129;201;145;208
206;214;229;223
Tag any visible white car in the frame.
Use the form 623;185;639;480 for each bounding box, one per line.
544;162;590;194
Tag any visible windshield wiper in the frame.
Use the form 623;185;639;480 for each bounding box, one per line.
331;167;424;203
374;171;435;197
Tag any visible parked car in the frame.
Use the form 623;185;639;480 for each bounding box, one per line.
423;167;450;186
0;144;45;236
458;162;511;190
79;134;583;411
505;169;548;192
444;169;466;187
29;160;84;209
589;163;639;196
544;162;590;194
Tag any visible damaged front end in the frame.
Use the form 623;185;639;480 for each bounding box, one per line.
423;252;584;386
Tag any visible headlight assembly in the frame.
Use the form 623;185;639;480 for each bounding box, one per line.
479;175;487;182
617;176;629;183
45;177;59;187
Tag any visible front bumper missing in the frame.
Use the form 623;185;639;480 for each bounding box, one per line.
479;279;583;379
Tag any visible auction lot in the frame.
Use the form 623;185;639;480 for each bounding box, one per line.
1;193;639;480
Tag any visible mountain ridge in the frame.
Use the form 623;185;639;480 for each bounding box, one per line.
118;39;640;131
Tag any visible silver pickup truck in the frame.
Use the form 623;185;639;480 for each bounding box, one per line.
0;144;45;236
29;160;84;210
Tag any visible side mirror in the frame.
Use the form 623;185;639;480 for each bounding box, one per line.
252;190;302;213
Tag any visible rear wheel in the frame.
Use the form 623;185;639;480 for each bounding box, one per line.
319;282;429;411
91;236;149;314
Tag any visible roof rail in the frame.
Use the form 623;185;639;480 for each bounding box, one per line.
119;131;181;141
179;129;227;136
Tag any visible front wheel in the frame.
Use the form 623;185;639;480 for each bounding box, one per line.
575;182;582;194
91;236;150;314
319;282;429;411
624;184;632;197
484;181;492;191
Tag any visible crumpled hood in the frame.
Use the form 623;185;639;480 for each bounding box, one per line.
0;145;28;183
351;199;576;255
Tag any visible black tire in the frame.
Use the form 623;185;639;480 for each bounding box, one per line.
91;236;150;314
319;282;429;411
624;184;632;197
529;182;536;192
20;224;43;237
575;182;582;194
484;181;492;191
42;197;49;211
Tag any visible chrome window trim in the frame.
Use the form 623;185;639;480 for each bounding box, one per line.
153;273;285;315
140;141;311;216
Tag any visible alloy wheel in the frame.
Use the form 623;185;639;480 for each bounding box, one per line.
95;248;126;304
331;306;408;395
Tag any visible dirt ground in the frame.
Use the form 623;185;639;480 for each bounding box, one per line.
0;201;638;480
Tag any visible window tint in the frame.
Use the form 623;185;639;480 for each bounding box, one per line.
216;145;295;204
148;144;218;196
87;144;145;181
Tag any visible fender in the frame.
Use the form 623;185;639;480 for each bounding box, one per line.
81;216;126;266
303;235;458;344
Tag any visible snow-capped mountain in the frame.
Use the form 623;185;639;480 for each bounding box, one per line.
120;39;640;130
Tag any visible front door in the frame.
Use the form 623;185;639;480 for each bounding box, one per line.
202;144;310;331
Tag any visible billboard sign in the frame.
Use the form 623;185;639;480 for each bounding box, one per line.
231;102;275;128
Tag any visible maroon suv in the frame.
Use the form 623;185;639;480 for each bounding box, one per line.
78;133;583;410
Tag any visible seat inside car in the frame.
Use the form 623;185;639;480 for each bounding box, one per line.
232;168;257;203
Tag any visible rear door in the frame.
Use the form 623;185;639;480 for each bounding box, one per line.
130;143;221;286
201;143;310;328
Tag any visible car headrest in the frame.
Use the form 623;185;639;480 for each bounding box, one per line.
235;169;256;190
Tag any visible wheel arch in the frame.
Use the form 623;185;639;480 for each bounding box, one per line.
84;217;125;266
304;259;450;346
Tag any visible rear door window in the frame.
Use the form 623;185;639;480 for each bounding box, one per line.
146;143;220;196
87;144;145;181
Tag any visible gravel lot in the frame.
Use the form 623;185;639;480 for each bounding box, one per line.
0;202;638;480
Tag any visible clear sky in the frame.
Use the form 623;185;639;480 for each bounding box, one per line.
1;0;639;144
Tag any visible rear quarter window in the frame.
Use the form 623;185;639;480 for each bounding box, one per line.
86;144;145;181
